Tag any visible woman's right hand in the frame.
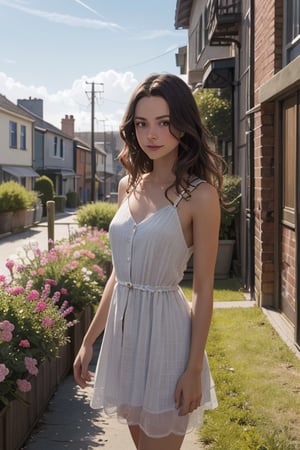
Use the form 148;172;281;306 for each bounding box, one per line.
73;343;93;388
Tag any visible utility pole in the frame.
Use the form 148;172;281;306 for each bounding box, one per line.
85;81;104;202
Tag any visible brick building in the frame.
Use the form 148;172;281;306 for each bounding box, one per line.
175;0;300;346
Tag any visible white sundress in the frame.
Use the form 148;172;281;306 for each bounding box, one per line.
90;180;218;438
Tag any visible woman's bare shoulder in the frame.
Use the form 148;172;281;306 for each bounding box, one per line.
190;181;220;213
118;175;129;205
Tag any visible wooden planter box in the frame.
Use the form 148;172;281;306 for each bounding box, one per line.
24;208;35;228
0;357;57;450
215;239;235;279
69;305;92;362
0;211;13;234
0;307;92;450
11;209;26;232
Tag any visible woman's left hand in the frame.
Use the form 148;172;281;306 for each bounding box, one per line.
175;368;202;416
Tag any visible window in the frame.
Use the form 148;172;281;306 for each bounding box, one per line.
9;121;17;148
60;139;64;158
282;94;297;227
54;136;58;156
20;125;26;150
197;10;209;60
284;0;300;64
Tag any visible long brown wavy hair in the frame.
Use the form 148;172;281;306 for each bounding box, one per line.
119;73;224;197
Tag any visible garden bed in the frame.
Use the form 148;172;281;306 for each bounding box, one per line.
0;306;92;450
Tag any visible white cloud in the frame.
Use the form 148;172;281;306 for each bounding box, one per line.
74;0;106;19
0;0;123;31
0;70;138;131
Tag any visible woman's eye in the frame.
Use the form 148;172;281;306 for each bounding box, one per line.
160;120;170;127
135;121;145;128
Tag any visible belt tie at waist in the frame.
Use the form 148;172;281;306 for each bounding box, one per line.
117;280;178;293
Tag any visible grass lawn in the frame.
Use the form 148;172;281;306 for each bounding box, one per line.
180;277;246;302
180;278;300;449
201;308;300;449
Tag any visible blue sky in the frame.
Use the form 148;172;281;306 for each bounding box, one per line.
0;0;187;131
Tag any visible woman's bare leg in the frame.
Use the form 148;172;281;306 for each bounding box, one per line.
128;425;140;448
129;424;185;450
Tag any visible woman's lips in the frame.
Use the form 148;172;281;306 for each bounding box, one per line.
147;145;163;151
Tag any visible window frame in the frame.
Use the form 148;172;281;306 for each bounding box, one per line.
281;94;298;228
20;125;26;150
9;121;17;148
283;0;300;65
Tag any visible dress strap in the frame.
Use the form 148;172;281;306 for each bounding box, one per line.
173;178;207;208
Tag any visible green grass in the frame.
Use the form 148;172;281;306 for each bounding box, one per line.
201;308;300;449
180;277;245;302
180;278;300;448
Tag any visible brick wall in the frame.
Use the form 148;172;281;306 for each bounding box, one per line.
281;227;296;321
253;0;283;306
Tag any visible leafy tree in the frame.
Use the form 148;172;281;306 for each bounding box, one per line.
194;88;232;140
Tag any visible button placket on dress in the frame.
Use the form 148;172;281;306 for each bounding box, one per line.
121;222;137;345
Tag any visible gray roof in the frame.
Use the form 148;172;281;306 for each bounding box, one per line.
18;104;72;140
174;0;193;29
0;94;34;121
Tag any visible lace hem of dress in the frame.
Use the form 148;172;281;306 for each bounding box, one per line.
92;396;218;438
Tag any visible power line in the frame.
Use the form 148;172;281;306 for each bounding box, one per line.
115;46;179;71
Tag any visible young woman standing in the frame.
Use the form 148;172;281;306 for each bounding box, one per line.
74;73;222;450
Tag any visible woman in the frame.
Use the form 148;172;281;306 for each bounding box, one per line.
74;73;223;450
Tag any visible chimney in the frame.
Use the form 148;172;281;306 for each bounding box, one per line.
61;114;75;138
17;98;43;118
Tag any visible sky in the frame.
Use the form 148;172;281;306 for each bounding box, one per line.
0;0;187;132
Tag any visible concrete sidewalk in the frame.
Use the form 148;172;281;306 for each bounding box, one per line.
23;336;204;450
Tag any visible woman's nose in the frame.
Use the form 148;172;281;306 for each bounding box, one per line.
147;126;157;140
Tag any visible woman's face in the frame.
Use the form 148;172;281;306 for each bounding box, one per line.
134;95;181;162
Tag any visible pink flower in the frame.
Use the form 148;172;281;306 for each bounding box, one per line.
41;284;51;299
37;268;45;275
0;363;9;382
26;280;33;290
30;270;37;276
27;290;40;301
0;274;7;285
61;306;74;317
52;291;61;304
60;288;68;295
45;278;57;286
35;301;47;312
7;286;25;296
16;379;32;392
93;264;104;277
24;357;39;376
42;317;55;328
16;263;25;272
5;258;15;272
19;339;30;348
0;330;13;342
0;320;15;332
0;320;14;342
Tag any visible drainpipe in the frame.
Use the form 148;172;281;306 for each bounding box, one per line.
249;0;255;298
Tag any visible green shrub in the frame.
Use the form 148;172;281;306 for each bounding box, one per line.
76;201;118;231
220;175;242;240
34;176;55;211
66;191;79;208
0;181;32;212
26;189;39;208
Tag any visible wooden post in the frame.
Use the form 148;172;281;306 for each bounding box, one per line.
47;201;55;250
